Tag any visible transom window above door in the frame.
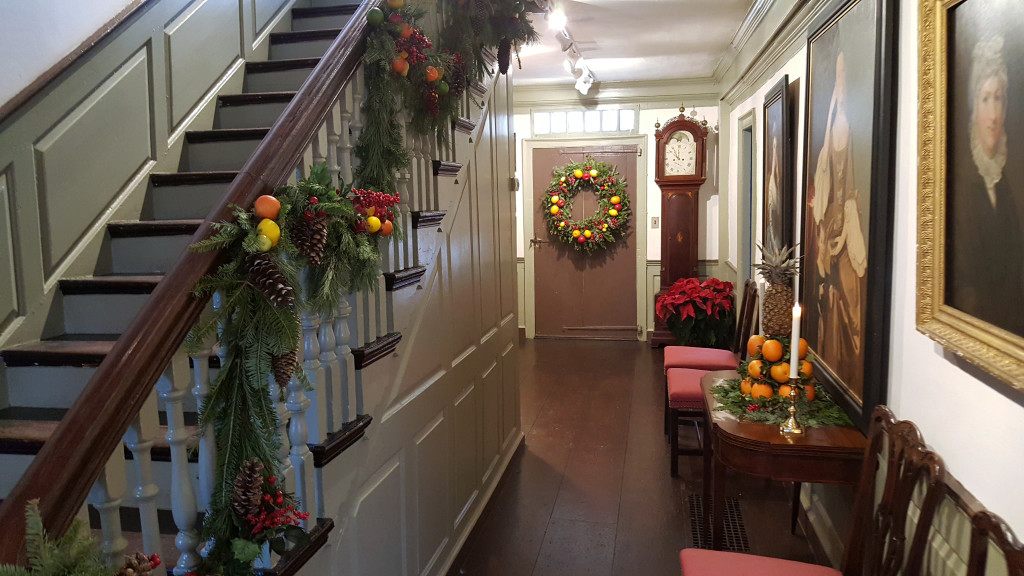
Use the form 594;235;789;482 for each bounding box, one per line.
531;107;638;137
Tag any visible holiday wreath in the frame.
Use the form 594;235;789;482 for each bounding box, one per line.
542;157;631;252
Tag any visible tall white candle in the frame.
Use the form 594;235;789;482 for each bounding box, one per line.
756;277;765;335
790;303;802;378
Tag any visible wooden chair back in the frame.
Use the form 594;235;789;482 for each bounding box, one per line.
968;511;1024;576
841;406;947;576
730;279;759;358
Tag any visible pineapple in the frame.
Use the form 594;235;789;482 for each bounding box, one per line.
755;237;800;337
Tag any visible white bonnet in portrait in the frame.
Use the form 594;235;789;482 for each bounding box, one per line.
969;34;1008;115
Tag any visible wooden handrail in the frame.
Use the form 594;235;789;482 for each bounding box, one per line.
0;0;374;561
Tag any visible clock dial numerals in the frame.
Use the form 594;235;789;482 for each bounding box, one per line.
664;131;697;176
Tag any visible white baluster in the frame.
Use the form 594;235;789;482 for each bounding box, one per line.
268;368;293;490
350;68;365;168
428;135;441;211
334;296;357;425
311;123;329;171
376;273;388;338
348;291;367;348
339;85;354;184
191;348;216;513
87;447;128;562
363;287;378;343
156;351;200;575
395;114;412;272
124;391;166;575
318;308;341;435
300;307;327;444
288;354;316;530
325;101;343;187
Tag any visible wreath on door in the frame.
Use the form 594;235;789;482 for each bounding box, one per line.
541;157;631;252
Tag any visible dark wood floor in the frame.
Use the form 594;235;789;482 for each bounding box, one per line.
447;339;823;576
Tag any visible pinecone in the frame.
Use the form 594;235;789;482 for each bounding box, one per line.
497;38;511;75
763;282;795;337
292;214;328;266
247;252;294;308
471;0;489;36
231;458;265;521
272;348;299;388
119;552;153;576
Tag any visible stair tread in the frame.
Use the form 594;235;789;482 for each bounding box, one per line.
246;57;321;73
292;5;359;18
107;219;203;237
151;171;239;186
1;337;116;367
60;275;163;295
184;127;270;143
218;91;296;107
270;28;342;44
0;413;196;454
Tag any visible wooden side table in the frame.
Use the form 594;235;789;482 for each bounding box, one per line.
700;370;867;550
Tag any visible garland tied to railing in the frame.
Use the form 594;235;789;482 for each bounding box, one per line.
437;0;538;78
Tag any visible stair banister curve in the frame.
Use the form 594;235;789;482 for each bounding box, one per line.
0;0;375;561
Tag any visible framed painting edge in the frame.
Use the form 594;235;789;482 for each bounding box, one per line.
762;75;793;251
916;0;1024;391
799;0;900;433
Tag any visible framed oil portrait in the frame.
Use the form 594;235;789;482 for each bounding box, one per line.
800;0;898;431
918;0;1024;391
763;75;793;250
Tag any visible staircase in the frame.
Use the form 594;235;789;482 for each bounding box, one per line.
0;1;520;575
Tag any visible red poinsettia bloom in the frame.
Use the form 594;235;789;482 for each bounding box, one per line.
655;277;736;348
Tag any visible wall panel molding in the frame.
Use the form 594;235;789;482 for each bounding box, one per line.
0;169;20;333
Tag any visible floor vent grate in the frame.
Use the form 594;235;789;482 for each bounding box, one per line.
686;494;750;552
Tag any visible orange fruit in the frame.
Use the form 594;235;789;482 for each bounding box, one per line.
799;360;813;379
770;362;791;383
798;338;809;359
747;360;763;380
761;339;784;362
751;383;774;399
804;385;816;402
740;378;752;396
747;335;765;357
254;195;280;220
778;384;792;398
379;219;394;237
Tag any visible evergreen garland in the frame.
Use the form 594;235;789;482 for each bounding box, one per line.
711;379;855;428
0;501;111;576
541;157;631;252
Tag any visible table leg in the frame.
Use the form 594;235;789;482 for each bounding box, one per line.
791;482;802;534
713;454;725;550
702;420;712;547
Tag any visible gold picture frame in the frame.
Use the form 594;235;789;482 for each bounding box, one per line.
917;0;1024;390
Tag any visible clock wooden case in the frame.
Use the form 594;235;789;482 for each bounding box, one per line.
652;112;709;346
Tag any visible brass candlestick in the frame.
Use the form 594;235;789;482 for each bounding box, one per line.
780;378;803;435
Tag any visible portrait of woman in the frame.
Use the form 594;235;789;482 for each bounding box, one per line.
946;25;1024;335
762;75;791;250
802;0;879;404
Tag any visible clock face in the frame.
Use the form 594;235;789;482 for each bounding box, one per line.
664;130;697;176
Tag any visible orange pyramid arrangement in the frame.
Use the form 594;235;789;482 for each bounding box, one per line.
738;334;816;401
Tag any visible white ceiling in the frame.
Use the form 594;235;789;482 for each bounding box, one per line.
515;0;756;86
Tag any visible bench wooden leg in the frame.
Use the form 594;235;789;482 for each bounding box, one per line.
670;408;679;477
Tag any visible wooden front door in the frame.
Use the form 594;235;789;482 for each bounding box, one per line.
531;145;638;340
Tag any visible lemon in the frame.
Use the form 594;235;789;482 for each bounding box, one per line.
257;218;281;246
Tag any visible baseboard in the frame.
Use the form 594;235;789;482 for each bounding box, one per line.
439;430;525;576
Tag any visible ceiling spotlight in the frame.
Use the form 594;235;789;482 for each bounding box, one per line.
575;72;593;95
548;8;567;31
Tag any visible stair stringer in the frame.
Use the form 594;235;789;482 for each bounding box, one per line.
311;73;521;576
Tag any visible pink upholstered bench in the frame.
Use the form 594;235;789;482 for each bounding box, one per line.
663;346;737;372
680;549;840;576
665;368;710;477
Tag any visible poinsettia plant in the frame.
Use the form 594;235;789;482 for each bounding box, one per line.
656;277;736;349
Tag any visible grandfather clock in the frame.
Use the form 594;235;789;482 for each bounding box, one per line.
651;110;709;346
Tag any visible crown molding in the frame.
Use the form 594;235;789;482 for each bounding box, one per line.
712;0;776;83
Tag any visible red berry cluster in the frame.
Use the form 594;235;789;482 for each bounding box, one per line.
420;85;440;117
244;475;310;536
396;29;431;66
444;50;467;98
352;188;400;211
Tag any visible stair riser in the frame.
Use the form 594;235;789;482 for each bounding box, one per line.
151;182;232;220
111;235;193;275
270;38;335;60
185;139;263;172
5;366;93;409
216;102;290;130
63;293;150;335
291;14;352;32
0;452;198;508
244;67;315;93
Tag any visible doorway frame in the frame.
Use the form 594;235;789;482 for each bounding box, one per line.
522;135;649;339
736;110;757;286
